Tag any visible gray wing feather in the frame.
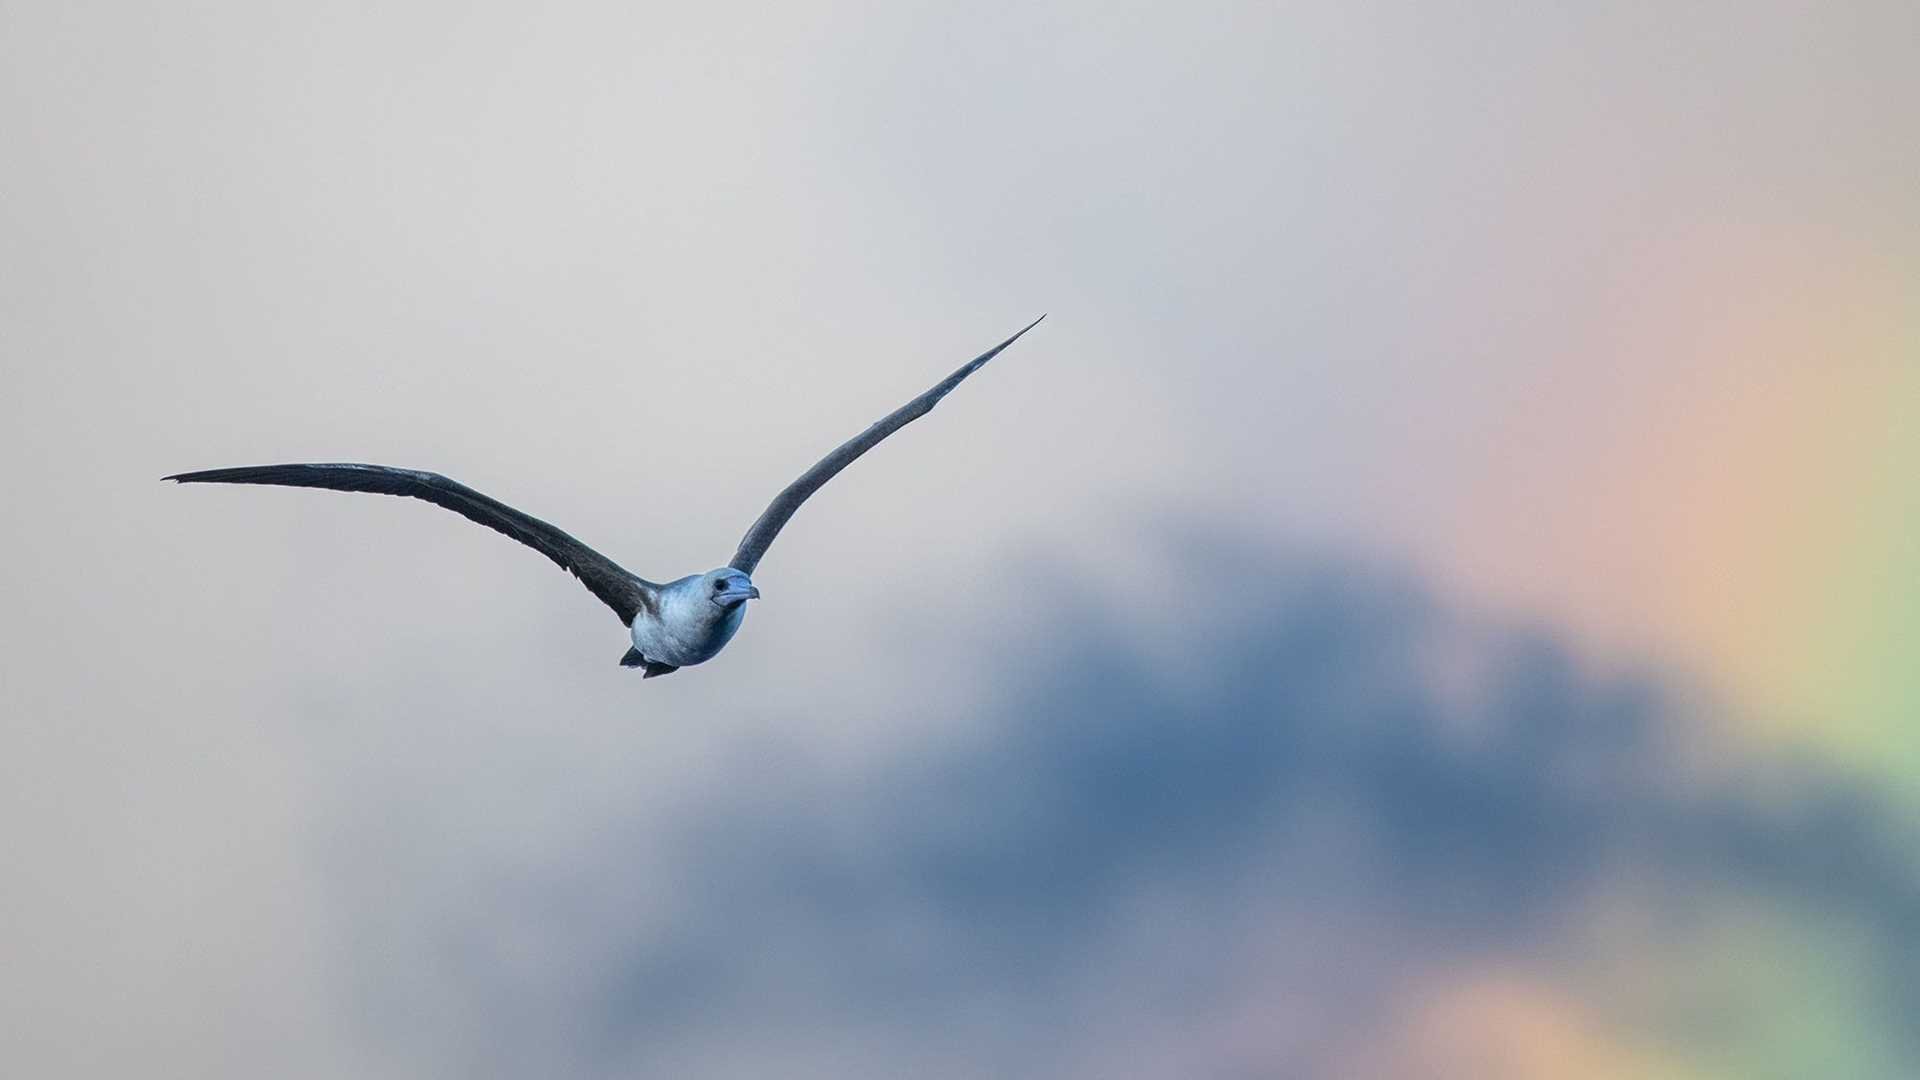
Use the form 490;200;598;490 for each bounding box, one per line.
164;463;655;624
728;315;1044;575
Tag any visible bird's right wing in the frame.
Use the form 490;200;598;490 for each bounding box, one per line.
728;315;1044;575
165;463;656;625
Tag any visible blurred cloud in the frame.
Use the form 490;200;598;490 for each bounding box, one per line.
309;526;1920;1078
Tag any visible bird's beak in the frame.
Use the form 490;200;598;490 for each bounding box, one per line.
715;584;761;605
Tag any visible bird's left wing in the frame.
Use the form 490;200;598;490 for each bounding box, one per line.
165;463;656;624
728;315;1044;575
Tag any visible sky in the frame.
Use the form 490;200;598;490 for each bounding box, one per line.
3;2;1917;1077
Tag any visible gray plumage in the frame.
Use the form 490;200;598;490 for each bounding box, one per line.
728;314;1044;575
165;316;1044;678
162;463;659;624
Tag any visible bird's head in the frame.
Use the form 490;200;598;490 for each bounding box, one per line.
703;567;761;609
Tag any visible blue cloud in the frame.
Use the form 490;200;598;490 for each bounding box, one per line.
364;529;1920;1077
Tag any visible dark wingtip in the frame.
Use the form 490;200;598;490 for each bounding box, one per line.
980;314;1047;361
164;466;272;484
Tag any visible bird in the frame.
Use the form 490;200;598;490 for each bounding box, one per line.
166;316;1045;678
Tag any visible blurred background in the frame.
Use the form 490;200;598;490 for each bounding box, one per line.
3;2;1916;1076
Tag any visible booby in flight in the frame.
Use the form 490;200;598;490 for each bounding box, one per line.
166;316;1044;678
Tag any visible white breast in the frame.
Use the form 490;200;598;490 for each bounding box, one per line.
629;578;748;666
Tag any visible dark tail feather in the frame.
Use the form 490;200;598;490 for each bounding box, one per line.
620;647;679;678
